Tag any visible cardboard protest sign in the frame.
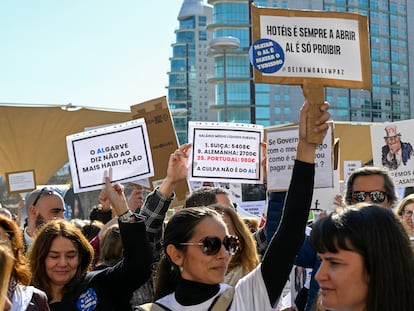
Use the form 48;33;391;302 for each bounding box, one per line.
250;6;371;87
266;123;334;191
237;200;266;219
66;118;154;193
188;122;264;184
371;120;414;188
130;96;190;203
333;122;373;181
343;160;362;183
310;167;341;214
250;5;371;144
5;170;36;194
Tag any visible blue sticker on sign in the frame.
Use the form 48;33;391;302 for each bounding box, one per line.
76;287;98;311
249;38;284;74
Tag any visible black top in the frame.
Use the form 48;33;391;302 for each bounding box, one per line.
175;278;220;305
261;160;315;306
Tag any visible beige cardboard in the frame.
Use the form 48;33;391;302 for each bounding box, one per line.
334;122;373;180
251;4;371;90
130;96;190;204
0;105;131;185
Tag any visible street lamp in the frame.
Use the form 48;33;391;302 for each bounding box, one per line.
209;36;240;122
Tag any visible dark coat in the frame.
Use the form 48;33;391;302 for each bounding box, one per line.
49;216;152;311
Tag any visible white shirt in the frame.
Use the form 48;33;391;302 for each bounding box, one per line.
23;227;34;249
156;264;278;311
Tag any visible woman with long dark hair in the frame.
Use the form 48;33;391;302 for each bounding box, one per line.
29;178;153;311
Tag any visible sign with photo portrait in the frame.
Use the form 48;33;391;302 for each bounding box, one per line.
371;120;414;187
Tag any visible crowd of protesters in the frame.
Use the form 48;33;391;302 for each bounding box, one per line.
1;101;414;311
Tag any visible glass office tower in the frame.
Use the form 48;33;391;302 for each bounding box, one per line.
324;0;410;122
167;0;213;143
207;0;253;123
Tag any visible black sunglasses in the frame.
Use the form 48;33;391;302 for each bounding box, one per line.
33;187;55;206
180;235;239;256
351;191;387;204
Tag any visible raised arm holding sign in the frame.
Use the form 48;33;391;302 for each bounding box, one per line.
250;4;371;144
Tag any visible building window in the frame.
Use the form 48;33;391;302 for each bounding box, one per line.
199;30;207;41
198;16;207;26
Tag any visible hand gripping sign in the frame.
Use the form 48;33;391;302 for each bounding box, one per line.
250;4;371;144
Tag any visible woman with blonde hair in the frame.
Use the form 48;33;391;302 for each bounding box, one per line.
0;242;14;311
208;204;260;286
0;215;49;310
94;224;123;270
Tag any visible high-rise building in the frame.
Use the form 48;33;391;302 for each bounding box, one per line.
169;0;413;143
167;0;213;143
207;0;253;124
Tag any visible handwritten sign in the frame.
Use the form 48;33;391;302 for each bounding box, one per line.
237;200;266;219
250;6;371;89
371;119;414;188
266;124;333;191
188;122;264;184
66;118;154;193
310;168;341;214
343;160;362;183
5;170;36;194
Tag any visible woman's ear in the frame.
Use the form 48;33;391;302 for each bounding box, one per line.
166;244;184;267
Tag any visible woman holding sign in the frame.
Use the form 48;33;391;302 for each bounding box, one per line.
136;100;331;311
28;177;153;311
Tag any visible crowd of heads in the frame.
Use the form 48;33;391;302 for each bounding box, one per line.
2;120;414;311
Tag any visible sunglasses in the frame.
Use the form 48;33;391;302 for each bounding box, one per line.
33;187;56;206
180;235;239;256
351;191;387;204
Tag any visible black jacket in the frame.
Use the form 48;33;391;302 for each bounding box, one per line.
50;215;152;311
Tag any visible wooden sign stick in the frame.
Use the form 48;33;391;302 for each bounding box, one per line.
302;80;325;144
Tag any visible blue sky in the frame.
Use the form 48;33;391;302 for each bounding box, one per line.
0;1;183;111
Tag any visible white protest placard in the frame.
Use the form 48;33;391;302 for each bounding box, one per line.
250;6;371;90
343;160;362;183
237;200;266;219
188;122;264;184
371;119;414;188
66;118;154;193
256;16;361;81
5;170;36;194
250;6;371;145
266;124;333;191
310;167;341;214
